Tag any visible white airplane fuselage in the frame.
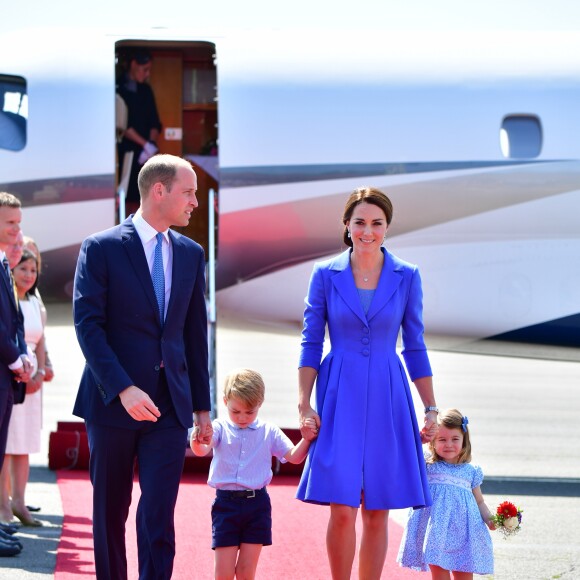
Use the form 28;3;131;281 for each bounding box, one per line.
1;21;579;345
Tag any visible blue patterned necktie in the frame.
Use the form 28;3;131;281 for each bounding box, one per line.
152;232;165;323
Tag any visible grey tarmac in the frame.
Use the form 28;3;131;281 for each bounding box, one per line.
2;304;578;579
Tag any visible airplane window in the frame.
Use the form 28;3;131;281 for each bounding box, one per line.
0;74;27;152
500;114;542;159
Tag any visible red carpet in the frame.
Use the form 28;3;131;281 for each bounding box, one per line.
55;471;420;579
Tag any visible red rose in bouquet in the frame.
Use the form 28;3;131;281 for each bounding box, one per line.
497;501;518;519
493;500;523;538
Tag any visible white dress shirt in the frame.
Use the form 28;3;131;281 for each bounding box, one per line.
207;418;294;490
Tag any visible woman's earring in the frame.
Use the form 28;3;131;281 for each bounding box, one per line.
347;230;351;238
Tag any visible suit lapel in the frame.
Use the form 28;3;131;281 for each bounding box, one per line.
0;259;18;313
366;249;403;321
330;250;367;325
120;218;161;324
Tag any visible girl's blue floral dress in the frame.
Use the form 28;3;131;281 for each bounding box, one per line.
397;460;494;574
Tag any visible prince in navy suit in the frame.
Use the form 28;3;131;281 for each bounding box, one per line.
73;156;212;579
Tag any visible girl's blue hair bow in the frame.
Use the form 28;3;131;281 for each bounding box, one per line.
461;416;469;432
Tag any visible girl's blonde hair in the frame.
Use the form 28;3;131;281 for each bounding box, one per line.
223;368;265;409
427;408;472;464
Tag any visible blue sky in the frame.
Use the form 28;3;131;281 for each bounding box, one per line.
4;0;580;32
4;3;580;85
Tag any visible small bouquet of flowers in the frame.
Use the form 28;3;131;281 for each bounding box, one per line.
492;500;523;538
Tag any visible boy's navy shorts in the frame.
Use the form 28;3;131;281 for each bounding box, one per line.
211;488;272;549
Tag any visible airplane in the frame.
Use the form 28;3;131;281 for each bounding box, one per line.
1;2;580;349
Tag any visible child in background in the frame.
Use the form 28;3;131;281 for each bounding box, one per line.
397;408;495;579
191;368;317;580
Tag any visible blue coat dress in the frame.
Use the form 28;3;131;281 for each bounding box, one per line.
296;248;433;510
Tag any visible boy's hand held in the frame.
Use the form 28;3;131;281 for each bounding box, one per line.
300;417;319;441
190;425;201;447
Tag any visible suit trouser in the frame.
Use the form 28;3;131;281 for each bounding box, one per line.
86;375;187;580
0;386;14;473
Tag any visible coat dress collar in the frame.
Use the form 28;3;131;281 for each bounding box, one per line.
328;247;404;324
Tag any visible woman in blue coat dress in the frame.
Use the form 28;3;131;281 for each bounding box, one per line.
297;187;439;579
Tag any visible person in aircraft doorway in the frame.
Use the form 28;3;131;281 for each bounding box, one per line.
117;48;162;217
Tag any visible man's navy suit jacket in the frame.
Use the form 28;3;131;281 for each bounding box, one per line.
72;217;210;429
0;261;26;392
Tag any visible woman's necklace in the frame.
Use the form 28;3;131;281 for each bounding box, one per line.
361;272;377;283
352;256;383;283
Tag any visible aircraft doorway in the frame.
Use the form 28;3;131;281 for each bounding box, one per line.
115;40;218;260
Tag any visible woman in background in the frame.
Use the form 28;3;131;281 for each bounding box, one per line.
0;249;46;526
23;236;53;383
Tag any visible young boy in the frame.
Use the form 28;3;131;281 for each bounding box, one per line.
190;368;317;580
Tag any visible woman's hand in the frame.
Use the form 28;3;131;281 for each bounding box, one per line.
421;411;438;441
25;374;43;395
44;356;55;382
413;376;437;441
299;404;321;431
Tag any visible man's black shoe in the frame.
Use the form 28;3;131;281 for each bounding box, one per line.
0;530;22;548
0;539;21;556
0;522;18;535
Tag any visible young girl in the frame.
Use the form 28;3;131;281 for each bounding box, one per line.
397;408;495;579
